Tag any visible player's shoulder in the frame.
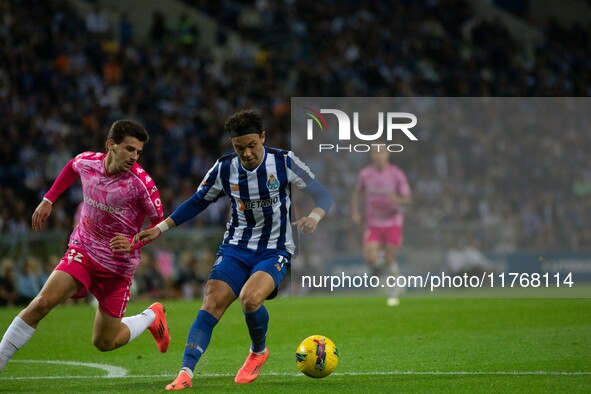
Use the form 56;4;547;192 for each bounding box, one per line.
388;163;406;174
129;163;155;186
359;164;374;175
217;152;238;163
75;151;105;161
266;147;290;156
130;162;149;176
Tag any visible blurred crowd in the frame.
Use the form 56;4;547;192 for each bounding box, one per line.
1;0;590;303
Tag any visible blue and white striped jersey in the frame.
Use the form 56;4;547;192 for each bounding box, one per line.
195;147;316;254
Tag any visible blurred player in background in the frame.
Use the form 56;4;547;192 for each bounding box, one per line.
352;149;412;306
0;120;170;374
133;109;333;390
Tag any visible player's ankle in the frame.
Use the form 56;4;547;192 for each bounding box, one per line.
181;367;194;379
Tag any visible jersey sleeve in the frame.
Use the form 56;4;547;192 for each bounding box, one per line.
285;151;316;189
130;166;165;250
285;151;332;212
169;160;225;226
44;155;83;202
196;160;226;202
142;180;164;225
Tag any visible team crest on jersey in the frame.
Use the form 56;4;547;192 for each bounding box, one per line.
267;174;279;190
231;184;240;191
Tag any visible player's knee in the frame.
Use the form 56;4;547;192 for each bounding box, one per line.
92;337;116;352
201;296;228;316
240;291;264;312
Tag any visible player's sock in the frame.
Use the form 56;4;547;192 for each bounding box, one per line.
0;317;35;371
181;367;194;379
121;307;156;343
181;310;218;371
244;305;268;354
389;261;400;276
388;261;401;298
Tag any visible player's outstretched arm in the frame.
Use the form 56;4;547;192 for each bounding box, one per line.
132;217;176;246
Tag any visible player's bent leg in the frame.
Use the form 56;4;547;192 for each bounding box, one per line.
92;308;127;352
235;272;275;384
239;271;276;313
201;279;238;319
166;280;236;391
92;303;170;352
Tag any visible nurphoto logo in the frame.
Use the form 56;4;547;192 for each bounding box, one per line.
304;107;418;153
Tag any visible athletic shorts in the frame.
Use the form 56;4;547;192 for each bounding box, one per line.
55;245;132;318
209;244;290;298
363;225;403;247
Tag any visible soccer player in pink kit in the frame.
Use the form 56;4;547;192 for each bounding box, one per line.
351;149;412;306
0;120;170;373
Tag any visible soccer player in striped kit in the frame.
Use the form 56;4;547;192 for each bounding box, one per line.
134;109;333;390
0;120;170;374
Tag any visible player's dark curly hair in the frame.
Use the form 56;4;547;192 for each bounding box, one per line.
106;119;149;148
224;109;263;138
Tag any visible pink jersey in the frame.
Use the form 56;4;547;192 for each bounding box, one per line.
47;152;163;277
355;163;411;228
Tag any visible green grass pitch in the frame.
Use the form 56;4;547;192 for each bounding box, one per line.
1;296;590;393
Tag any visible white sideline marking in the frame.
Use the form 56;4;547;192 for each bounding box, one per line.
9;360;127;377
1;361;590;381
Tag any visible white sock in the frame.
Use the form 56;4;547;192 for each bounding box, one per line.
0;317;35;371
121;308;155;343
389;261;400;276
181;367;194;379
389;262;401;298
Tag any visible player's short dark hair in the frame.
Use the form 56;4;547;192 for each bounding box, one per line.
224;109;263;138
107;119;149;144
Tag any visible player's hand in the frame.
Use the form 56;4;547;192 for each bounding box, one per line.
132;227;161;247
387;192;401;204
110;233;132;253
292;217;319;234
32;200;52;232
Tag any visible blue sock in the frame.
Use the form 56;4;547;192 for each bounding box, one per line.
244;305;268;353
182;310;218;371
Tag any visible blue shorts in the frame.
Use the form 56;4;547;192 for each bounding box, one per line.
209;244;291;297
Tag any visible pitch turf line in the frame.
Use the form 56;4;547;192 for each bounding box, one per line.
1;360;590;381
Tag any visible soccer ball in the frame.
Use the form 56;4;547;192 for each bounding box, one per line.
295;335;339;378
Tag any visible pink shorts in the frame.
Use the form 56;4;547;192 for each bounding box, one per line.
363;225;403;247
56;245;132;318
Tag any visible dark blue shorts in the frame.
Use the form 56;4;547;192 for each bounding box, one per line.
209;244;291;297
